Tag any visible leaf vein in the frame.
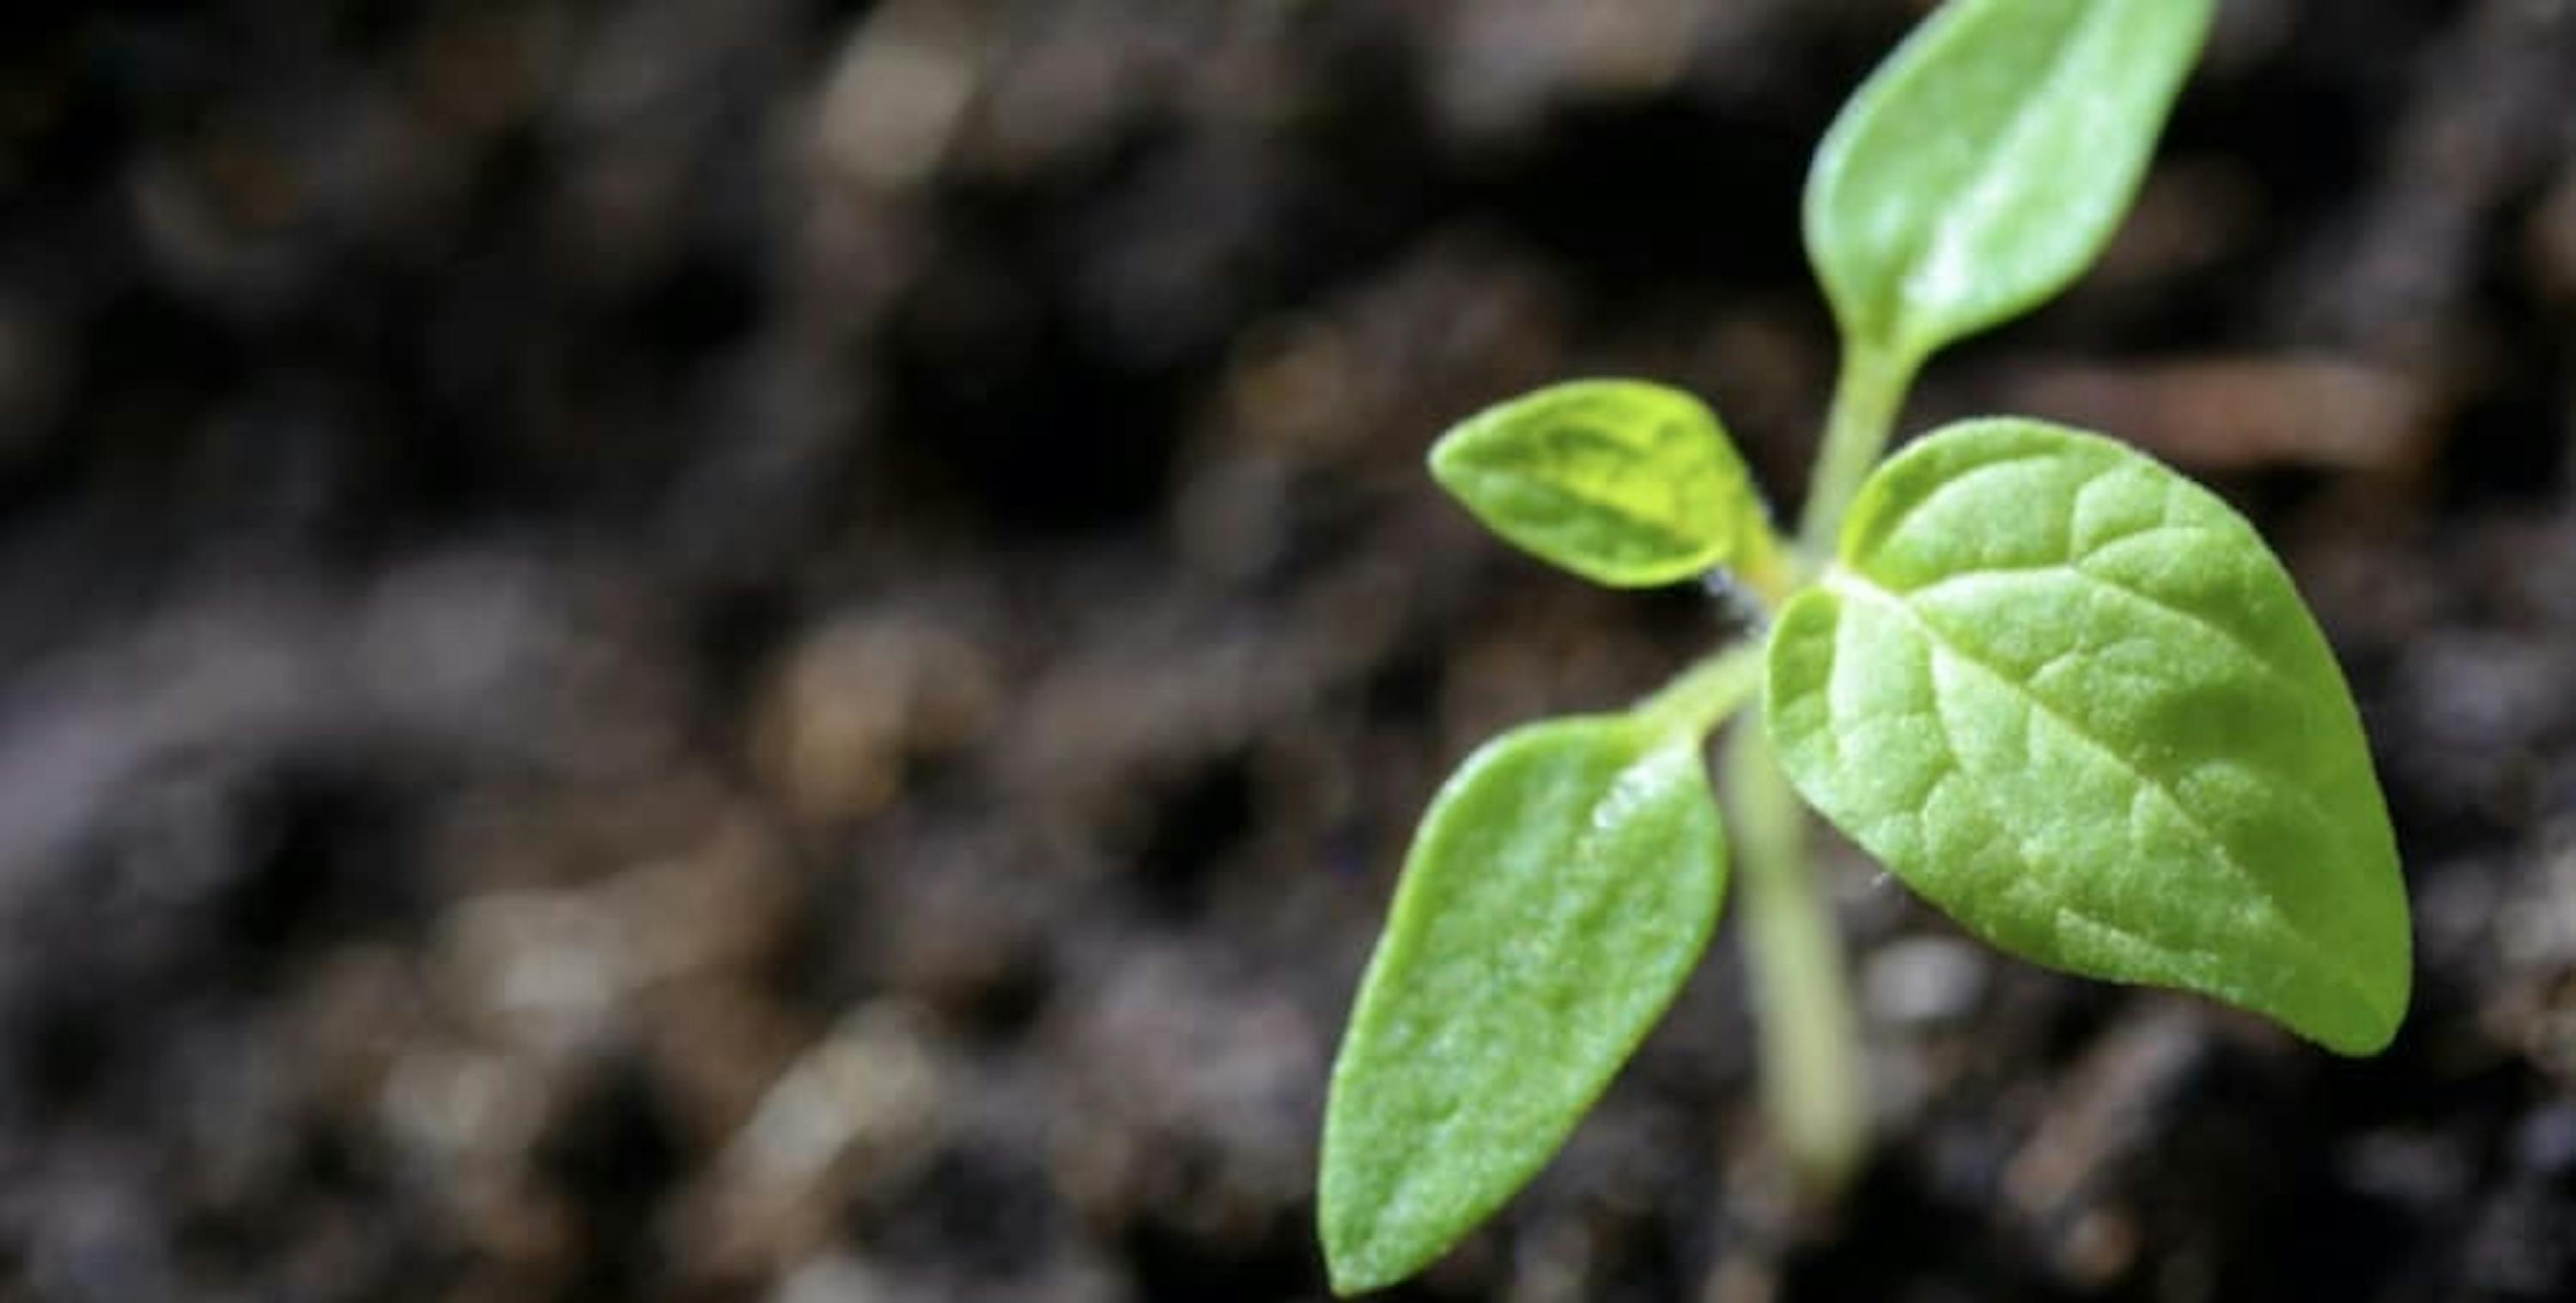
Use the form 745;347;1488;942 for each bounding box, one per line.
1899;563;2308;694
1850;449;2063;563
1826;572;2385;1010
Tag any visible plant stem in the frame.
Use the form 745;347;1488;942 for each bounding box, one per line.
1729;524;1801;611
1667;338;1918;1194
1797;339;1921;552
1720;338;1917;1196
1642;640;1867;1187
1723;711;1867;1194
1635;642;1765;741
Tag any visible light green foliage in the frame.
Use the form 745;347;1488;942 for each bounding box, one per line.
1765;420;2409;1053
1320;714;1728;1294
1430;380;1772;588
1319;0;2408;1293
1804;0;2215;362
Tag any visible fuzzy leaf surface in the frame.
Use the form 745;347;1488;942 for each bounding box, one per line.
1430;380;1767;588
1765;419;2409;1053
1321;715;1726;1293
1804;0;2215;361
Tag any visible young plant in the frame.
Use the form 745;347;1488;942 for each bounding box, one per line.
1318;0;2412;1293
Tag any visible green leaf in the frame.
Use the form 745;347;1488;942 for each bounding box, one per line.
1321;714;1727;1294
1430;379;1774;588
1804;0;2215;362
1765;419;2409;1054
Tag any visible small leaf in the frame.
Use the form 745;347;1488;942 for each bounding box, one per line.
1430;379;1773;588
1765;418;2409;1054
1321;715;1727;1293
1804;0;2216;362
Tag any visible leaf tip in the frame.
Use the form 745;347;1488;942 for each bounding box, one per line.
1321;1249;1387;1298
2310;960;2410;1058
1316;1196;1413;1297
1425;420;1474;499
1316;1080;1436;1296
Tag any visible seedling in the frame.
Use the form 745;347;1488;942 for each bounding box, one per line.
1318;0;2412;1293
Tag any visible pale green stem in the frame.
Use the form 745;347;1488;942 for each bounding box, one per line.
1638;637;1869;1191
1723;709;1867;1193
1728;522;1801;611
1797;339;1922;553
1634;642;1765;742
1647;338;1917;1194
1719;336;1918;1196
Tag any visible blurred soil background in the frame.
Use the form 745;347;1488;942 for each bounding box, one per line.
1;1;2574;1300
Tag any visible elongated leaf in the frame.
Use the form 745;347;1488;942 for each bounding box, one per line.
1804;0;2215;362
1765;419;2409;1053
1430;379;1773;588
1321;715;1726;1294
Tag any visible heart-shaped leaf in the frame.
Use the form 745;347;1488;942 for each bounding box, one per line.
1430;380;1774;588
1321;714;1727;1294
1765;418;2409;1053
1804;0;2215;362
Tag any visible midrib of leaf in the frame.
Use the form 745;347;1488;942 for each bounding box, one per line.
1499;426;1716;552
1819;567;2392;1022
1897;563;2309;699
1795;589;2199;977
1893;2;2102;343
1917;668;2227;978
1532;475;1704;552
1849;450;2312;697
1345;734;1704;1270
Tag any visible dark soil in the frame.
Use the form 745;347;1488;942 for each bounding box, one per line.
1;2;2573;1300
